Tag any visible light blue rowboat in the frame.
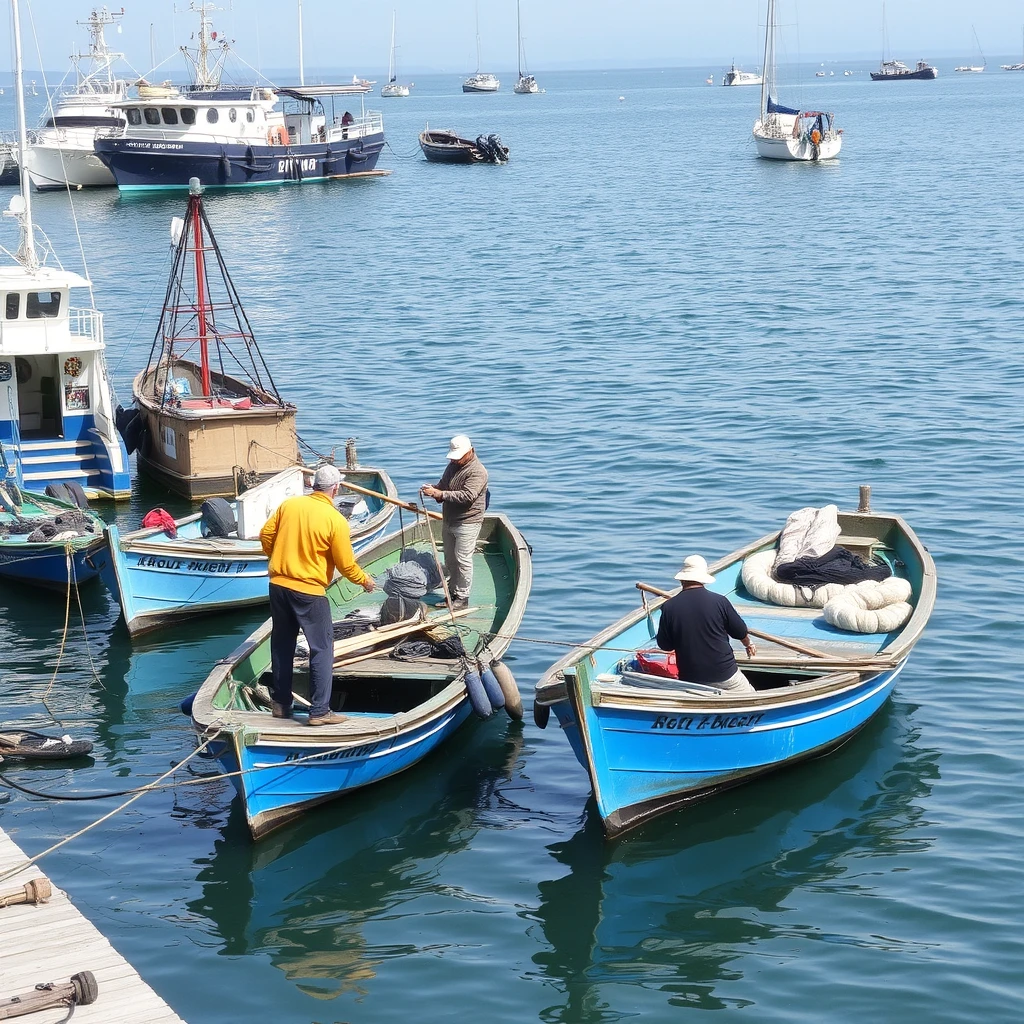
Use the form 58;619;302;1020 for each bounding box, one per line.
104;465;398;636
534;490;937;838
189;512;532;839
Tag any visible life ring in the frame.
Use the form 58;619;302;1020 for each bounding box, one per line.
266;126;288;146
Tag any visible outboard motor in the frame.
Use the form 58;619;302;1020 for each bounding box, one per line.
486;134;509;163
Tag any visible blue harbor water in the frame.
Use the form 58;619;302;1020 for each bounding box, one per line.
2;67;1022;1022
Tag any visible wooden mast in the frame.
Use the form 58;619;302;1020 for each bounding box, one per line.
189;180;213;399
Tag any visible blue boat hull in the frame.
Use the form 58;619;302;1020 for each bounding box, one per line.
554;663;904;834
0;536;108;588
94;136;385;191
210;700;476;837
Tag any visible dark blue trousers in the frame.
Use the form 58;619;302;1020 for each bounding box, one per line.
269;583;334;718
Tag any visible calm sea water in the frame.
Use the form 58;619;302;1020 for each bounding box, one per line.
2;66;1022;1023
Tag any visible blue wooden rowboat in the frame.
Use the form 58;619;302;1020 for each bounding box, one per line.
189;511;532;839
534;491;937;837
103;465;398;637
0;483;109;588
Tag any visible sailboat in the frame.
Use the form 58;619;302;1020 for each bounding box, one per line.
513;0;539;94
954;26;986;72
463;2;499;93
22;6;130;191
130;178;299;499
381;10;410;97
0;0;131;502
752;0;841;161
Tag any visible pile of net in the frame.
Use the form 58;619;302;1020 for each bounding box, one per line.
740;505;911;634
0;509;97;543
377;548;444;626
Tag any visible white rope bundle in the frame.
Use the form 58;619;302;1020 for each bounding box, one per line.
741;549;847;608
822;578;913;634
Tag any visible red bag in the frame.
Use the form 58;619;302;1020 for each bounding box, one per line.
635;649;679;679
141;508;178;538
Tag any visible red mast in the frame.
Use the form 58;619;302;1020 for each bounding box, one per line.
190;182;213;399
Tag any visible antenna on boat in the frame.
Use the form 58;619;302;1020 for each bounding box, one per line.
7;0;38;270
297;0;305;85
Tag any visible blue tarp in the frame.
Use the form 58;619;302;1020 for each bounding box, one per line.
767;97;801;116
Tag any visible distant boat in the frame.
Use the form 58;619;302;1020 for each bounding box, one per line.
871;3;936;81
871;59;938;81
380;10;410;97
463;1;499;92
419;128;508;163
705;74;714;85
130;179;299;499
533;489;937;838
752;0;841;161
513;0;539;94
1001;27;1024;70
723;63;762;87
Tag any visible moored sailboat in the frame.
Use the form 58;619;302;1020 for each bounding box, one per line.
381;10;411;97
129;178;298;499
752;0;841;161
513;0;539;94
463;2;500;92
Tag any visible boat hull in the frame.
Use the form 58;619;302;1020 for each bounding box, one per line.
104;468;397;635
870;68;937;81
23;142;115;190
753;127;842;161
0;534;108;587
94;136;386;191
555;663;903;836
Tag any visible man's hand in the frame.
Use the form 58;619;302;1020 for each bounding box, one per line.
420;485;442;502
743;640;757;659
362;578;376;593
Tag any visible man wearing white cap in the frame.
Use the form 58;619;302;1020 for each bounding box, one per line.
260;463;376;726
421;435;489;610
655;554;757;693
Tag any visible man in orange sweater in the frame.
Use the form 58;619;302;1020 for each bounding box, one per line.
260;464;375;726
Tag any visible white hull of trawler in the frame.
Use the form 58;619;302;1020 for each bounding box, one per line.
753;120;841;161
23;137;115;189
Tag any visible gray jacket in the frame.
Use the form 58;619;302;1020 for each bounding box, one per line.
435;455;489;525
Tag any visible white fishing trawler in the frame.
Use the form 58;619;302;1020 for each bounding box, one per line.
22;5;131;191
1;0;130;500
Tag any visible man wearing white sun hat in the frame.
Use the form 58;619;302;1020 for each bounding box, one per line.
655;554;757;693
421;435;489;610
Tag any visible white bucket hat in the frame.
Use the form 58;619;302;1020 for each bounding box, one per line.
446;434;473;460
674;554;716;585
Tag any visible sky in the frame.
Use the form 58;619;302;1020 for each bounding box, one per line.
3;1;1021;78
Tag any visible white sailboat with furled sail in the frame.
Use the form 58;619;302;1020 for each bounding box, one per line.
381;10;410;97
513;0;539;94
131;178;298;500
463;1;499;92
752;0;841;161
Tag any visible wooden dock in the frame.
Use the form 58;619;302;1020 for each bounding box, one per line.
0;826;186;1022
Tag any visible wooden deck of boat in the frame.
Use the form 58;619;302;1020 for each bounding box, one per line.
0;826;186;1023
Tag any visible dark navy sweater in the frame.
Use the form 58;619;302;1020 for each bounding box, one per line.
655;587;750;684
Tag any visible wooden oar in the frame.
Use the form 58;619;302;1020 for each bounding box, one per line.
331;605;480;658
635;581;833;660
297;467;443;521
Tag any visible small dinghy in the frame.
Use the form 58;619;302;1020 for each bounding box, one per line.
534;487;936;838
190;512;532;839
419;129;509;163
0;729;93;759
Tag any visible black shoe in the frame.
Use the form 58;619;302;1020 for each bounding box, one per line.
450;597;470;611
272;702;293;719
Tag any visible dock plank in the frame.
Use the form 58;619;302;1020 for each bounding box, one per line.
0;827;186;1023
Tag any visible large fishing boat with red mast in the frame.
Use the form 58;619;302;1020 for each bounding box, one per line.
131;177;298;499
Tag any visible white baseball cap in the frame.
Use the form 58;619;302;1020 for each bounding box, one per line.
312;463;342;491
674;554;716;585
446;435;473;460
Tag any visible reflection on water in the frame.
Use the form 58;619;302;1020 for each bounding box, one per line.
528;704;939;1021
188;723;525;1001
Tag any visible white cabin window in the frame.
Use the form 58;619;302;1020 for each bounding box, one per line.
126;108;142;126
228;108;238;123
181;108;196;125
5;294;19;319
162;108;179;125
26;292;61;319
206;108;219;124
144;108;160;125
